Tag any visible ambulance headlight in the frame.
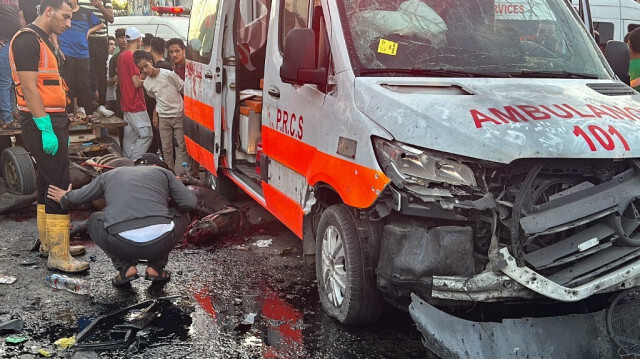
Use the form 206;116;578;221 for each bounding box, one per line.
373;137;477;188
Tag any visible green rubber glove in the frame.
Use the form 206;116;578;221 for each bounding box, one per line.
33;114;59;155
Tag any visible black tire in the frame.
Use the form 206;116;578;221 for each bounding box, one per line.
204;169;238;202
316;204;384;324
0;136;11;166
94;136;124;157
1;147;37;195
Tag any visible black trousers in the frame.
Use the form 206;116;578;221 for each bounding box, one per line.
87;209;191;270
89;36;108;107
61;56;91;113
145;95;161;155
18;112;70;214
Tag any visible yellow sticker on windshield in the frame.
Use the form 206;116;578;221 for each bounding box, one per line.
377;39;398;56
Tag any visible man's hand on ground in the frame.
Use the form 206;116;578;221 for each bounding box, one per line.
47;184;72;204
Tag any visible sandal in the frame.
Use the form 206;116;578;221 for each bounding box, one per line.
144;266;171;283
112;267;139;287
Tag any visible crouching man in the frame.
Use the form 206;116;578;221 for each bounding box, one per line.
47;154;197;286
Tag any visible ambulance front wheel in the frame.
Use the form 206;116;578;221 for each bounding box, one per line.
205;169;238;202
316;204;384;325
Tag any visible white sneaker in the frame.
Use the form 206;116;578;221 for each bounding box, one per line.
77;107;86;116
97;105;114;117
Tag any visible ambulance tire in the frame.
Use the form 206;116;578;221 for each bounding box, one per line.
316;204;384;325
205;170;238;202
1;147;37;195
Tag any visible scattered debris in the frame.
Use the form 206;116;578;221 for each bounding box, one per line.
280;247;298;256
254;239;272;248
607;289;640;353
242;313;257;325
0;274;17;284
76;301;153;351
76;297;180;351
89;255;97;262
229;245;248;251
37;349;52;357
45;274;90;295
183;207;245;246
233;298;243;305
6;335;28;344
242;336;262;347
54;336;76;349
0;319;24;334
19;258;38;266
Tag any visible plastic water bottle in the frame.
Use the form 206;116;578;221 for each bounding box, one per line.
45;274;90;295
182;162;189;176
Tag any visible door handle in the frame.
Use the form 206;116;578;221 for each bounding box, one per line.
268;86;280;98
205;71;213;79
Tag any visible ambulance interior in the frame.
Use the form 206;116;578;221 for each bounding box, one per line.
229;0;328;190
230;0;271;188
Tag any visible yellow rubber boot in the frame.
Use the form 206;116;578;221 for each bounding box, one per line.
46;214;90;273
37;205;86;257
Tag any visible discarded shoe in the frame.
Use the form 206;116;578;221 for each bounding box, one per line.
97;105;114;117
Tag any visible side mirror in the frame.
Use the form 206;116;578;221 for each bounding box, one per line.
280;28;327;87
604;40;630;85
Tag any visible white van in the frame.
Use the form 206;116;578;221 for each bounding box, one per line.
185;0;640;354
108;13;189;41
573;0;640;42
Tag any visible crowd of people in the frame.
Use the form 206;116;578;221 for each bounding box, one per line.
2;0;200;282
1;0;196;176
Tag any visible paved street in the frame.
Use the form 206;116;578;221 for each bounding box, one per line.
0;182;435;358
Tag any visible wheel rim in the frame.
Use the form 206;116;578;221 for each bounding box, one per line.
205;172;218;191
321;225;347;308
3;160;19;191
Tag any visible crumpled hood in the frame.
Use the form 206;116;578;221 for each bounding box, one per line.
354;77;640;164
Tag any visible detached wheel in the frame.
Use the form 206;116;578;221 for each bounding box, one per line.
316;204;384;324
1;147;37;195
205;169;238;201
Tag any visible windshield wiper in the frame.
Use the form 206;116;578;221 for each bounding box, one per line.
359;68;511;78
508;70;599;79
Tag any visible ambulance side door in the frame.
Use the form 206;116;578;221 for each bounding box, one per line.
184;0;225;176
261;0;328;237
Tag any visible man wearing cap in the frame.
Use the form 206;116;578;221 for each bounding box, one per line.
47;153;197;286
117;27;152;159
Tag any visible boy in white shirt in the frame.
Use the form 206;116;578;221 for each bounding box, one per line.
133;50;187;174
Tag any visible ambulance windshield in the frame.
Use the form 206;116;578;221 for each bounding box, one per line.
340;0;610;78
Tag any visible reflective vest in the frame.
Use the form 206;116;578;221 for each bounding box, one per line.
9;27;68;113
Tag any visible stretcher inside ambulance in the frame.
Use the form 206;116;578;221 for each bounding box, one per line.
184;0;640;333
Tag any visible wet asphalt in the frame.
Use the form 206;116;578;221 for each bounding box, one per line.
0;183;435;359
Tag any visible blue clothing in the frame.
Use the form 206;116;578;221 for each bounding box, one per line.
59;7;101;59
0;44;12;123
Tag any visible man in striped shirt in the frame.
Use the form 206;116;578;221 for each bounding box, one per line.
78;0;114;117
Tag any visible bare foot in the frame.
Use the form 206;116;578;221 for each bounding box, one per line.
146;266;159;277
124;265;138;278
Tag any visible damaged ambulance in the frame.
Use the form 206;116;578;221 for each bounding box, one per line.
184;0;640;355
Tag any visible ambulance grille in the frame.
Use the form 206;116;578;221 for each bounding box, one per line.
586;83;636;96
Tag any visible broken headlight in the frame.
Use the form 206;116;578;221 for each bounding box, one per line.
372;137;477;188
